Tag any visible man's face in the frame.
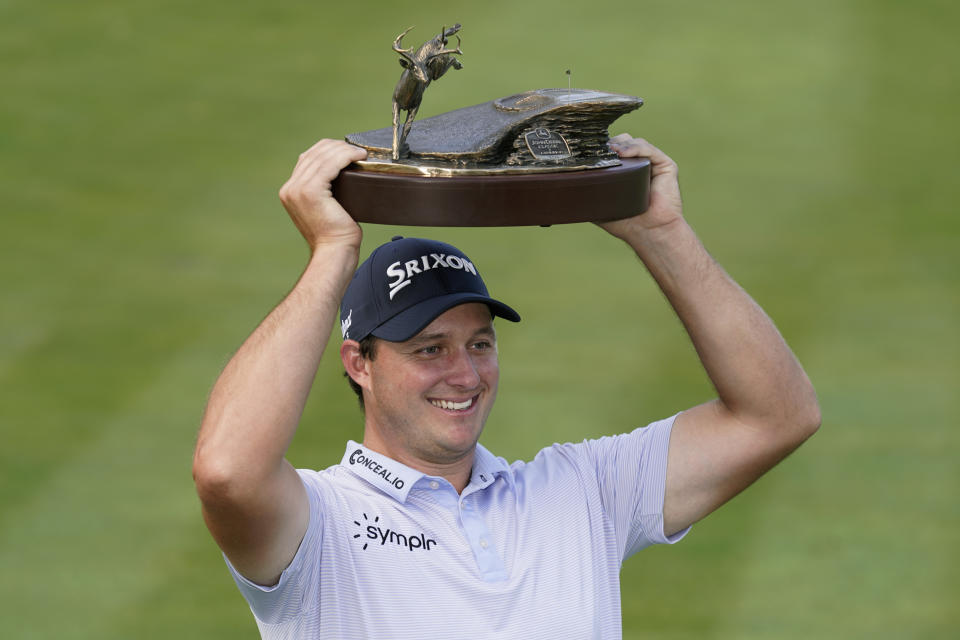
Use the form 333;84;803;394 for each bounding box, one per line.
362;303;499;467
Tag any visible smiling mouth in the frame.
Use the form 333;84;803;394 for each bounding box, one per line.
429;395;477;411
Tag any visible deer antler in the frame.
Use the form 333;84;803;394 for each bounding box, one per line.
393;26;416;62
427;34;462;60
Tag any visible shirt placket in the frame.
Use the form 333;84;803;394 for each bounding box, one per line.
424;476;507;582
458;483;507;582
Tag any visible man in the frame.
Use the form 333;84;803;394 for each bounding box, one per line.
193;136;820;639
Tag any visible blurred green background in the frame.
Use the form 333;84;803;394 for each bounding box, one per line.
1;0;957;637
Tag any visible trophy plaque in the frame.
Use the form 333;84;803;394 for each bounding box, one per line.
331;25;650;226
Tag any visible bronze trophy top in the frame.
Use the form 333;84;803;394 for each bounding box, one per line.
332;23;650;226
349;88;643;176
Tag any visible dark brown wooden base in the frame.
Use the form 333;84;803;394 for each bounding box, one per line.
331;158;650;227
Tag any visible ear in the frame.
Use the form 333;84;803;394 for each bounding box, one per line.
398;58;411;69
341;340;371;390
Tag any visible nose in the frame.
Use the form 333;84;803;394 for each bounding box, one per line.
445;348;481;389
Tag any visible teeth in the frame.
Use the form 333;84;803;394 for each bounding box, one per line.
431;397;474;410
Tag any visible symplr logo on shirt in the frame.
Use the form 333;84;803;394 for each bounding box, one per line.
352;512;438;552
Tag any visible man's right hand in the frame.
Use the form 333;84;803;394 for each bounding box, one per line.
194;139;367;586
279;139;368;253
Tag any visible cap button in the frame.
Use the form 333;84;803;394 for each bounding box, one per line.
391;235;404;242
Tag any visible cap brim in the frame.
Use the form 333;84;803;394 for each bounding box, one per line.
371;293;520;342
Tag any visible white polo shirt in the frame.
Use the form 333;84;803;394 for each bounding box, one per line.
226;415;689;639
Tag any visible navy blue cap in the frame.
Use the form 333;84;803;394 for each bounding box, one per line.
339;236;520;342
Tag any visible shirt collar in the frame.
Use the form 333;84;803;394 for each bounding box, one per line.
340;441;424;503
340;441;512;503
469;442;511;489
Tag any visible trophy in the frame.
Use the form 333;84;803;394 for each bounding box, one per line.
332;24;650;227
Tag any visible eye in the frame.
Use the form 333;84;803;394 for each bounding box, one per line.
471;340;493;351
418;345;441;355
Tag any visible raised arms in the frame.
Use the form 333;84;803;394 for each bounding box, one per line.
192;140;367;585
602;135;821;536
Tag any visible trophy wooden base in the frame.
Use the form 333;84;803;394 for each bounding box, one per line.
331;157;650;227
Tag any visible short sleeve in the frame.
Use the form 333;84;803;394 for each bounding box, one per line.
562;415;691;560
224;469;324;625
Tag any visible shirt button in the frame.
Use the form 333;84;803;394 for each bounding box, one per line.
479;538;489;549
429;481;439;490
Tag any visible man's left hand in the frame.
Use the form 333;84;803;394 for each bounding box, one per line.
598;134;685;241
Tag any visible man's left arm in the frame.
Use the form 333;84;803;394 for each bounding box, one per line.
602;135;821;537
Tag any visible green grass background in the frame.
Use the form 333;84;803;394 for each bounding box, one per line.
1;0;957;637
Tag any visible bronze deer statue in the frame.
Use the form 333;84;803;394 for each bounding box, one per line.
391;24;464;160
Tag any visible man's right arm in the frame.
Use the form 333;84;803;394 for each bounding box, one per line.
192;140;367;586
